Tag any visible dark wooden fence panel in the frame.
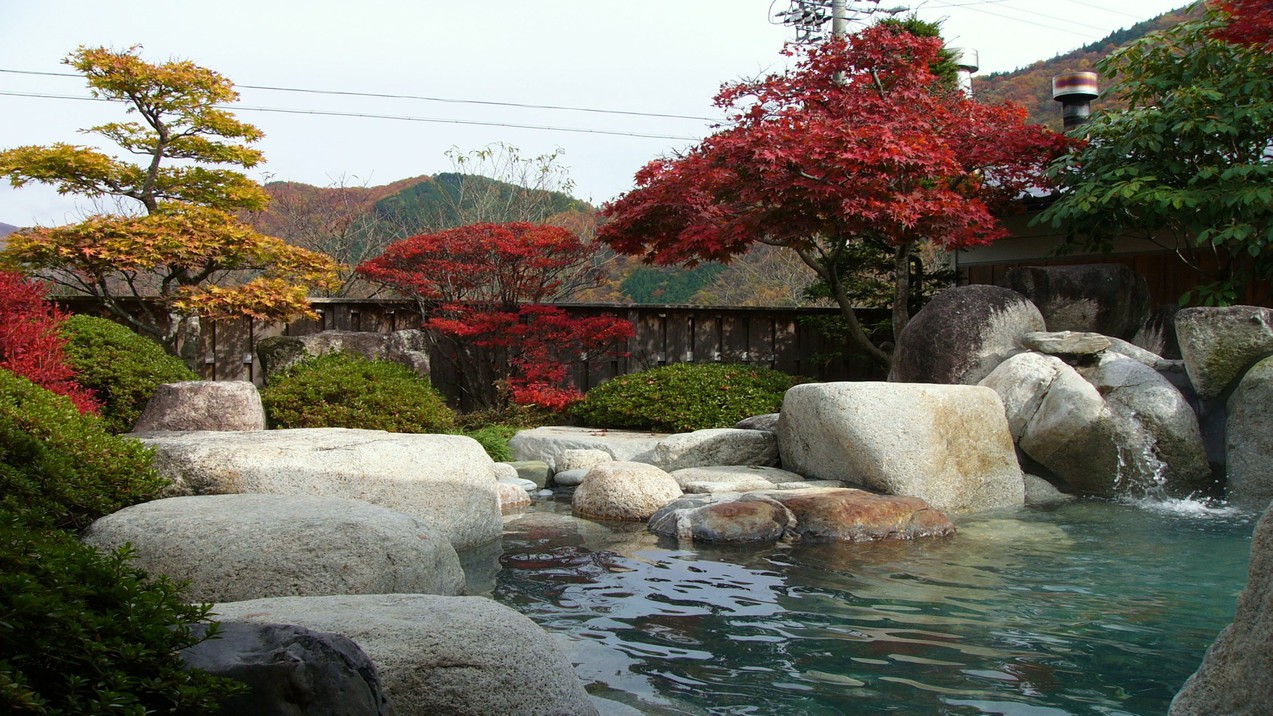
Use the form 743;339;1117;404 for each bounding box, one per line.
55;298;889;396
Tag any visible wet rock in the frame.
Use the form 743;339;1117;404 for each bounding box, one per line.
132;380;265;432
507;460;551;489
636;428;779;472
889;284;1044;385
498;482;532;512
213;594;598;716
82;495;465;602
648;492;796;543
1176;305;1273;400
776;488;956;542
1226;355;1273;511
1003;264;1150;340
551;468;588;487
1023;474;1073;505
572;461;683;521
137;429;500;551
180;621;393;716
1170;506;1273;715
1080;353;1212;496
777;382;1025;513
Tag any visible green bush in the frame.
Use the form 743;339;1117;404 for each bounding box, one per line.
61;315;199;434
0;369;167;532
261;352;456;433
0;512;240;714
571;362;807;433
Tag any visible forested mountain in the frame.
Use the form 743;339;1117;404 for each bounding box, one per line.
975;5;1199;129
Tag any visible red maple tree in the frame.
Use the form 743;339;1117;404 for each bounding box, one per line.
357;222;632;411
1213;0;1273;51
599;24;1070;368
0;271;100;413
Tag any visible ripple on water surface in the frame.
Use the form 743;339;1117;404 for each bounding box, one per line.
494;498;1254;715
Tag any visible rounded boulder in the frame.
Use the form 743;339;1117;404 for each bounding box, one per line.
82;494;465;602
572;461;683;521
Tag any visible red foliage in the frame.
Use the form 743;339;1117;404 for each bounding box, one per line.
0;272;100;413
1212;0;1273;51
357;223;633;410
598;25;1072;265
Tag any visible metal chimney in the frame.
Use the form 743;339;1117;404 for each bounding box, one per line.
951;48;979;97
1052;71;1100;130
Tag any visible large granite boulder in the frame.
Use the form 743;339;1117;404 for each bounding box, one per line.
555;448;614;473
648;488;954;544
132;380;265;432
1079;353;1212;495
889;285;1045;385
1226;355;1273;511
776;382;1025;513
83;495;464;601
636;428;779;471
509;427;667;470
994;356;1125;497
136;428;500;550
1003;264;1150;340
1177;306;1273;400
256;329;430;384
572;461;683;521
181;621;393;716
213;594;597;716
1170;506;1273;714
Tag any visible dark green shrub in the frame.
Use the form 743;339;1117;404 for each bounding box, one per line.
0;369;167;532
0;512;240;714
463;425;517;462
261;352;456;433
60;315;198;434
571;362;807;433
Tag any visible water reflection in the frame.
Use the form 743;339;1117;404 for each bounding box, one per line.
494;497;1254;715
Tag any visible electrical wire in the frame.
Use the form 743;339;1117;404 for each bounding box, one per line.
0;91;706;141
0;69;719;123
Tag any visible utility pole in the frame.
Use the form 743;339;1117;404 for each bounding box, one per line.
831;0;848;40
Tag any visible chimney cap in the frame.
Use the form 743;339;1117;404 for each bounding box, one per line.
1053;71;1099;102
950;47;979;73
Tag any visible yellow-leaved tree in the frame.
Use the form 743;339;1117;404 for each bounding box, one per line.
0;46;338;364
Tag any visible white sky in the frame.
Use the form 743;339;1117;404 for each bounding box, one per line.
1;0;1192;227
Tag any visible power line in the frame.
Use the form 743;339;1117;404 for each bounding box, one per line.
919;0;1124;37
0;91;706;141
0;68;720;123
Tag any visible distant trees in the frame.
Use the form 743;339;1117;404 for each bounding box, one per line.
1039;2;1273;305
357;222;632;411
599;23;1066;368
0;46;338;363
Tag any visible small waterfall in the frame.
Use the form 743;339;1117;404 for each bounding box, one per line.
1114;411;1239;517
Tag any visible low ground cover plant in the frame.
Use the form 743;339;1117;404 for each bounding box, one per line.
571;362;807;433
261;352;456;433
61;314;199;434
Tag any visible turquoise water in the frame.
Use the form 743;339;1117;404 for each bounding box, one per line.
492;496;1255;715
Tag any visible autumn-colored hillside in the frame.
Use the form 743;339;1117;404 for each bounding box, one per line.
974;5;1201;129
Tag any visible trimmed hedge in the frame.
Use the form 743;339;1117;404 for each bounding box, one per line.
0;369;167;532
0;513;240;714
571;362;807;433
61;315;198;434
261;352;456;433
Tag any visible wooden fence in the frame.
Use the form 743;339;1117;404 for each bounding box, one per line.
56;298;889;401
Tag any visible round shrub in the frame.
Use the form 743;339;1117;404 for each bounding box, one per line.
0;512;240;714
261;352;456;433
0;369;167;532
571;362;807;433
61;315;199;434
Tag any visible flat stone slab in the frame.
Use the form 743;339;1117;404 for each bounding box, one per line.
510;427;668;470
1022;331;1111;356
136;428;501;550
83;495;464;602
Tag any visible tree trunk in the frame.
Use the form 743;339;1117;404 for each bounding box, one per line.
892;242;913;346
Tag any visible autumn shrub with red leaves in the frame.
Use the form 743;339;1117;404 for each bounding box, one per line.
357;222;633;411
1212;0;1273;51
0;271;99;413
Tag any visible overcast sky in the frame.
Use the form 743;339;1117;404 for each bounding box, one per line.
1;0;1191;227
